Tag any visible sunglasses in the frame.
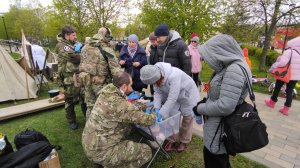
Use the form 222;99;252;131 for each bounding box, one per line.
191;41;197;43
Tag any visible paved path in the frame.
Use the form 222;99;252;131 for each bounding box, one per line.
193;92;300;168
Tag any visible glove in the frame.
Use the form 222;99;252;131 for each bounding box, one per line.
74;43;82;53
193;98;207;116
127;91;141;100
145;108;151;114
154;108;162;123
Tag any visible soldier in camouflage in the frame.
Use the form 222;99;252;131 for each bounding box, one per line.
55;25;87;130
82;71;156;168
79;27;121;119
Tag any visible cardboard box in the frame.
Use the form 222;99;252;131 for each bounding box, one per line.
39;150;61;168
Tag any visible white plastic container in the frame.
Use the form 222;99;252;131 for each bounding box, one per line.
137;112;181;141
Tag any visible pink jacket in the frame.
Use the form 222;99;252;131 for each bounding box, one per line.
273;36;300;80
188;44;202;73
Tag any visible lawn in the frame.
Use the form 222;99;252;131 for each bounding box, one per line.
0;106;265;168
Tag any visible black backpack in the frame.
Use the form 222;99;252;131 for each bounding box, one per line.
0;141;53;168
14;128;49;150
212;65;269;156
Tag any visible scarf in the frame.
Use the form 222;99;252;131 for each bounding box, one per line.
128;46;137;58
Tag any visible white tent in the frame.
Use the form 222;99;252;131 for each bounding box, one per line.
0;45;38;102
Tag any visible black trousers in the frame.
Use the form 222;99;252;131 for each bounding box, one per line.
271;80;298;107
192;73;201;87
203;147;231;168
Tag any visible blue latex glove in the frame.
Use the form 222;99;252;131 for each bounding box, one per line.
154;108;162;123
145;108;151;114
127;91;141;100
74;43;82;53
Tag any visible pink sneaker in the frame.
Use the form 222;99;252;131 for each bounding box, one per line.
264;99;276;108
279;106;289;116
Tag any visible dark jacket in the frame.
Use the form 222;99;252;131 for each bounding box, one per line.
118;45;147;91
157;30;191;76
149;45;158;65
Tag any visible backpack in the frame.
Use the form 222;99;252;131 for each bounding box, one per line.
14;128;49;150
212;65;269;156
0;141;53;168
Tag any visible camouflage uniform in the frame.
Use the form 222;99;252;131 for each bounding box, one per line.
82;84;156;168
79;28;120;119
55;34;86;125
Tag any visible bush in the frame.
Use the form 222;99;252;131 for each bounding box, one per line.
240;44;256;56
240;44;281;66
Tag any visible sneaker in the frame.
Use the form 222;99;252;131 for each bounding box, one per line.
176;143;187;152
69;123;78;130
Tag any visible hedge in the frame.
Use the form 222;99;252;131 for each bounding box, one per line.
241;44;281;66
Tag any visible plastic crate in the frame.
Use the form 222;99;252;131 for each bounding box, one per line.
137;112;181;141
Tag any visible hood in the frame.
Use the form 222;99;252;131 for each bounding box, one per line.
155;62;172;83
287;36;300;49
169;30;181;43
56;33;75;46
88;33;105;47
199;34;245;72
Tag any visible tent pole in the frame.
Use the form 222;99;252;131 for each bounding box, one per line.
37;49;49;96
25;64;30;100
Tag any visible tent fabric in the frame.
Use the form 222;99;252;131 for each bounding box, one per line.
0;45;37;102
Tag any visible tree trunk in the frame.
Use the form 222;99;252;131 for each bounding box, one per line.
259;0;282;70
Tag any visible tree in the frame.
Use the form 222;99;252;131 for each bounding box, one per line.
0;5;45;41
226;0;300;70
140;0;225;40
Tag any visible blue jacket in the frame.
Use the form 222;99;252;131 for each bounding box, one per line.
118;45;147;91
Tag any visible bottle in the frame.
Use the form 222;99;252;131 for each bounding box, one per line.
195;115;202;125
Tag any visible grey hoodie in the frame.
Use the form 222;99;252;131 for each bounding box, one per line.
153;62;200;118
196;34;252;154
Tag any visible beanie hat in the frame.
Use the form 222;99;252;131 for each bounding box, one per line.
154;24;169;37
128;34;139;44
191;36;199;43
149;33;157;41
140;65;161;85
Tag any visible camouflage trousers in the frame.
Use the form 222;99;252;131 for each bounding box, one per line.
63;85;86;124
89;140;152;168
79;73;106;119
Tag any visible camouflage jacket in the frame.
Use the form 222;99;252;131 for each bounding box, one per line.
79;33;121;86
55;34;80;85
82;84;156;152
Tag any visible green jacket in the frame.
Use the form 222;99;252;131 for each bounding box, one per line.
82;84;156;159
55;34;81;85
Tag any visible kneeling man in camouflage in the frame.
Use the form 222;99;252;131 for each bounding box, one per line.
82;71;156;167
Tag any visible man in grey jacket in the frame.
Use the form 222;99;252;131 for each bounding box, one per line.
193;34;252;168
154;24;192;76
140;62;200;152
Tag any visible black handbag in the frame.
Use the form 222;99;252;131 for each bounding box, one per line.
211;65;269;156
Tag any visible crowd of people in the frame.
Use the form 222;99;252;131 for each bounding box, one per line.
55;23;299;168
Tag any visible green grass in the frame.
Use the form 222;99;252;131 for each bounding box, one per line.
0;107;265;168
10;52;20;60
0;81;59;108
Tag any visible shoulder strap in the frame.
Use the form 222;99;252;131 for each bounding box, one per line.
238;65;257;112
98;46;113;79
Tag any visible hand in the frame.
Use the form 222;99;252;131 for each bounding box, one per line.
193;98;207;116
74;43;82;53
119;60;126;65
132;62;140;67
